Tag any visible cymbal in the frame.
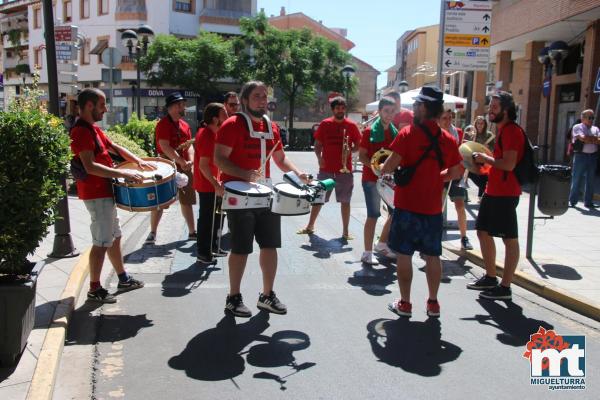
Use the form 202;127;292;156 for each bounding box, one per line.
459;141;492;175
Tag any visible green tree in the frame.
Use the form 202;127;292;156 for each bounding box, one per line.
138;32;233;96
233;13;355;129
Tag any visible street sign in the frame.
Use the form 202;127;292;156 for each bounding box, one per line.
58;72;77;83
594;67;600;94
54;25;78;42
442;1;492;72
267;101;276;112
56;43;77;61
57;63;78;72
58;84;78;95
101;48;122;68
101;68;122;84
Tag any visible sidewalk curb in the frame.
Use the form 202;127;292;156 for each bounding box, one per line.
25;248;91;400
443;243;600;322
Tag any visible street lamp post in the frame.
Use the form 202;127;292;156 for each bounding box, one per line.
341;64;356;107
121;25;154;119
398;80;409;94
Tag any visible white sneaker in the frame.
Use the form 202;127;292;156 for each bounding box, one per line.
374;242;396;259
361;251;379;265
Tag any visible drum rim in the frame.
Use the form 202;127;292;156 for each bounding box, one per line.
224;181;272;197
273;183;310;199
114;157;176;188
115;197;176;212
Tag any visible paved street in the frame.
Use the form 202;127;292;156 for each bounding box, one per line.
52;152;600;399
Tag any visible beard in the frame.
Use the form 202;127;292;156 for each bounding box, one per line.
247;107;266;118
92;109;103;122
490;110;504;123
333;111;345;120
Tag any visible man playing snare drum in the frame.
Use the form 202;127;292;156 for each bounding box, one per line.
70;88;153;303
214;80;310;318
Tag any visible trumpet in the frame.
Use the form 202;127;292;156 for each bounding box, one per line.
340;129;351;173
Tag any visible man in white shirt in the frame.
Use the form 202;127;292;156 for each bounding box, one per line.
569;109;599;208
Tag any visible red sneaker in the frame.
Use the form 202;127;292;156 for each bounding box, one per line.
388;299;412;317
426;299;440;317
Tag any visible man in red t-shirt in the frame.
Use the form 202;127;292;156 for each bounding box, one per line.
214;81;310;318
297;96;361;240
145;92;196;245
467;92;524;301
381;86;463;318
70;88;153;303
358;97;397;265
193;103;228;264
386;91;414;131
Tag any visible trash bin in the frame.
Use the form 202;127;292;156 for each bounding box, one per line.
537;164;571;216
289;129;312;151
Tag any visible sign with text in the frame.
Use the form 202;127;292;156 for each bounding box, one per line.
442;1;492;72
56;43;77;61
54;25;78;43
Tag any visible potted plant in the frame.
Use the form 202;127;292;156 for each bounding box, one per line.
0;75;70;366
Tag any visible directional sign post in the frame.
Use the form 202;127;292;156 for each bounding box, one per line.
441;1;492;72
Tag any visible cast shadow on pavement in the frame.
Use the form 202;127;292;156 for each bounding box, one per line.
125;239;189;264
300;234;352;259
347;261;396;296
416;257;473;284
161;262;221;297
65;313;154;345
366;318;462;377
461;299;553;347
528;260;582;281
169;312;314;388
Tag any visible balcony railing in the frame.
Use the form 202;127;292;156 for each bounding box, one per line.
199;8;252;20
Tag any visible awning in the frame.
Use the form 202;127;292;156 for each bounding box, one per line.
366;88;467;112
90;39;108;55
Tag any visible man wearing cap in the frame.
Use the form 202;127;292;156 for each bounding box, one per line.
145;92;196;244
297;96;361;240
381;86;463;318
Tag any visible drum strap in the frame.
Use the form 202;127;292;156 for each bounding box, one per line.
235;112;275;182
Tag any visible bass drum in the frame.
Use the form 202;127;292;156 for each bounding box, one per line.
376;177;395;209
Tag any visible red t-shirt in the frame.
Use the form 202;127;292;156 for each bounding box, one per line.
314;117;361;173
359;126;395;182
215;115;283;183
486;122;525;197
390;120;462;215
155;115;192;161
392;109;414;130
193;126;219;193
70;121;115;200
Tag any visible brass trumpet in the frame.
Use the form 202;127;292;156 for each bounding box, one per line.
370;148;392;177
340;129;351;173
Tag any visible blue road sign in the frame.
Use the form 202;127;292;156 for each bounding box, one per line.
594;67;600;94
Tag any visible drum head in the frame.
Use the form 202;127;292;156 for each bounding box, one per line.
274;183;309;198
116;157;175;182
224;181;272;196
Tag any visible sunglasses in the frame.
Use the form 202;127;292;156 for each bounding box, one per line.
586;116;595;120
227;102;240;107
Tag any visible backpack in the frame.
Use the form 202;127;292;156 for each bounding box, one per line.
498;123;539;186
69;120;102;181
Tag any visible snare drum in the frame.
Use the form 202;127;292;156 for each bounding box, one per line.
309;180;326;204
376;177;395;209
113;157;177;212
222;181;272;210
271;183;311;215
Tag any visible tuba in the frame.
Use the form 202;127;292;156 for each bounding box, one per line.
340;129;351;173
370;148;393;177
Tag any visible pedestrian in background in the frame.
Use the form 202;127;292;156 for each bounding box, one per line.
569;110;599;208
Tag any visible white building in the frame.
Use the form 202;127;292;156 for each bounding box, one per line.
0;0;257;126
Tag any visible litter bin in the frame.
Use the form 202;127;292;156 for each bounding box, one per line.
289;129;312;151
537;164;571;216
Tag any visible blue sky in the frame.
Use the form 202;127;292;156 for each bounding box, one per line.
257;0;443;88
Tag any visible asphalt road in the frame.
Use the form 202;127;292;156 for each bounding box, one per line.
59;152;600;400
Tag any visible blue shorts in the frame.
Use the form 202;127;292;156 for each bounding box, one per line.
388;208;443;256
362;181;382;218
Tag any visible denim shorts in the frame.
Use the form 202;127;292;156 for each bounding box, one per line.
388;208;443;256
362;181;383;218
83;197;122;247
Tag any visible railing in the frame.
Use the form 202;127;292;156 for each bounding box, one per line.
199;8;252;20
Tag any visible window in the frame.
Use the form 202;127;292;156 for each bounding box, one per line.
173;0;193;12
34;48;43;70
33;7;42;29
81;38;90;65
63;0;72;22
98;0;109;15
80;0;89;19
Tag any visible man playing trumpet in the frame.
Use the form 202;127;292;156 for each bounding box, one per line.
358;97;397;265
297;96;361;240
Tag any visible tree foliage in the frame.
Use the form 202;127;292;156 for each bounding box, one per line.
139;32;233;96
233;13;356;128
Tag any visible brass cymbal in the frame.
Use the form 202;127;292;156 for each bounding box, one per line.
459;141;493;175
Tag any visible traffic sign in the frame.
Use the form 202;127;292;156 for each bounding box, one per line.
101;48;122;68
59;84;78;95
267;101;276;112
56;43;77;61
594;67;600;94
58;72;77;83
57;63;78;72
54;25;78;42
442;1;492;72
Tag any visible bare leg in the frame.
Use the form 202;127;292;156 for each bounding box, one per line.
500;238;520;287
302;204;322;231
363;217;377;251
396;254;413;302
377;214;392;244
180;204;196;234
259;248;278;294
150;209;163;234
106;236;126;275
477;230;497;277
424;255;442;300
228;253;248;295
341;202;351;236
89;245;108;284
454;199;467;238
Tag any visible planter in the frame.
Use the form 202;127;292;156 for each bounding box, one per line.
0;261;45;366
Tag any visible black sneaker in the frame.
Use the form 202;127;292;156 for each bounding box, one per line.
196;254;215;265
225;293;252;318
479;284;512;301
461;236;474;250
212;249;228;257
117;277;145;291
466;275;498;290
144;232;156;245
188;232;197;240
257;291;287;315
87;287;116;303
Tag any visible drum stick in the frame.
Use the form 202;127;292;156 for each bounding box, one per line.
258;140;280;174
176;139;195;152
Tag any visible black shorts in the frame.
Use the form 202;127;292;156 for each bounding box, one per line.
475;195;519;239
226;208;281;254
448;179;467;201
